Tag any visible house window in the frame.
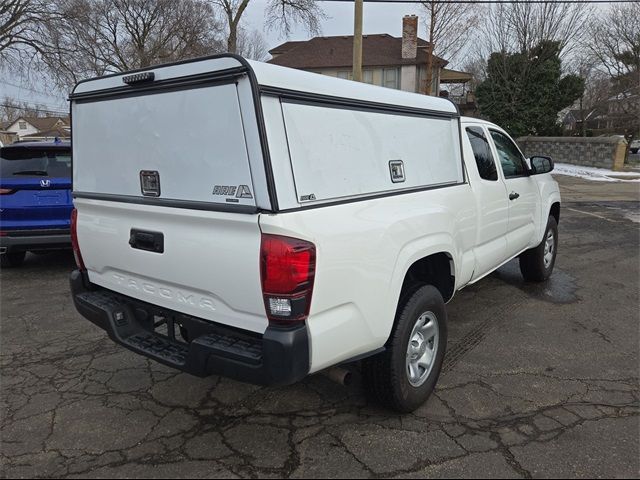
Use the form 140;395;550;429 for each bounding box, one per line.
19;121;27;130
383;68;399;89
363;70;374;84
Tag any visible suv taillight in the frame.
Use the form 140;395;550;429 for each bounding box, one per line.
260;234;316;325
71;208;86;271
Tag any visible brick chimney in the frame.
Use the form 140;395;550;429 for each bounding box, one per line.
402;15;418;59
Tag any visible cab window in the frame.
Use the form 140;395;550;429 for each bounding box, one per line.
489;130;527;178
466;127;498;181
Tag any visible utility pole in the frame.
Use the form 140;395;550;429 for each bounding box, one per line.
352;0;363;82
423;1;436;95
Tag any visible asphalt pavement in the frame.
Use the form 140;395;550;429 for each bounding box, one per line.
1;174;638;478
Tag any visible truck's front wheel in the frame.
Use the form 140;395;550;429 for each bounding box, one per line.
363;285;447;412
519;216;558;282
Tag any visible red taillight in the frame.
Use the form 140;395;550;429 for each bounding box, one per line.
0;188;15;195
71;208;86;271
260;234;316;325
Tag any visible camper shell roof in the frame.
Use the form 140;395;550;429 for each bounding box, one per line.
71;54;459;117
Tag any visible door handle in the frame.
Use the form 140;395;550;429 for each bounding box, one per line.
129;229;164;253
509;192;520;201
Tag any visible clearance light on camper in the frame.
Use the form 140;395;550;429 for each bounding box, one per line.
260;234;316;325
122;72;155;85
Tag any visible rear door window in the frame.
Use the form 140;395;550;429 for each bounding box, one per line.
465;127;498;181
1;148;71;178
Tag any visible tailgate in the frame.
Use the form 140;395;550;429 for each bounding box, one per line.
74;199;267;333
71;60;269;333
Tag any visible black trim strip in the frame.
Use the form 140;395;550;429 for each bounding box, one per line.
260;85;460;120
242;68;279;211
339;347;386;365
70;53;278;213
3;228;70;237
276;181;467;213
73;192;259;214
70;68;247;103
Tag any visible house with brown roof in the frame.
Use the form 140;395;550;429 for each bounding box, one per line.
268;14;474;109
4;116;70;140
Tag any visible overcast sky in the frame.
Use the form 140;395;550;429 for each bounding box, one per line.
0;1;429;113
247;0;427;45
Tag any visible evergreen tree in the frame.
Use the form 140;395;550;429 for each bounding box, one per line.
476;41;584;137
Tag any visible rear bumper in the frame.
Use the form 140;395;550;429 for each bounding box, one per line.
70;270;310;386
0;229;71;253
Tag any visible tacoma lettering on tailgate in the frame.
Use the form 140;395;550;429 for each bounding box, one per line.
112;273;216;311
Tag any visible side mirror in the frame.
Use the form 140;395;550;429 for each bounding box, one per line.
529;156;554;175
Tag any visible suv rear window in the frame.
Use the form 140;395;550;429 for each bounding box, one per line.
1;147;71;178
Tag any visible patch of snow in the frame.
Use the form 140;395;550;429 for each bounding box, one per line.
552;163;640;182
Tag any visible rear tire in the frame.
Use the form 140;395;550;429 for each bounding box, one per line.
362;285;447;413
1;251;26;268
519;216;558;282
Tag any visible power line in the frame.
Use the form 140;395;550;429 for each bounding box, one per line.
0;103;68;117
0;81;67;110
0;96;68;113
0;79;63;99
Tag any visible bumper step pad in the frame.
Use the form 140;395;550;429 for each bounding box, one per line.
125;332;189;365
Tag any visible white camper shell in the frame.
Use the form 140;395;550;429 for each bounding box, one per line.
71;55;464;213
70;55;561;411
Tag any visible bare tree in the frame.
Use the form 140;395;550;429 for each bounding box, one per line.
211;0;250;54
478;1;592;58
1;96;52;122
587;3;640;142
40;0;225;91
0;0;62;71
236;26;269;61
420;0;481;95
264;0;325;38
588;3;639;85
213;0;324;55
568;56;611;136
1;96;23;123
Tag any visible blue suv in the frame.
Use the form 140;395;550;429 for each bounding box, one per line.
0;141;72;267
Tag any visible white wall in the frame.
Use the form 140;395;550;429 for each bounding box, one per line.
6;119;39;138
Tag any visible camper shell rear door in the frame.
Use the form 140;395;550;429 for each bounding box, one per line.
70;56;273;334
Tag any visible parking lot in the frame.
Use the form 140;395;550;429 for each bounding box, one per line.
1;174;638;478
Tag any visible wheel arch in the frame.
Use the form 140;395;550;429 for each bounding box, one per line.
550;202;560;225
383;250;455;347
400;252;456;305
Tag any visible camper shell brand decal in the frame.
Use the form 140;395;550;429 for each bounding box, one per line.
213;185;237;196
212;184;253;202
236;185;253;199
300;193;317;202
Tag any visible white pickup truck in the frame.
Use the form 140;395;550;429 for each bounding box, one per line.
70;55;560;412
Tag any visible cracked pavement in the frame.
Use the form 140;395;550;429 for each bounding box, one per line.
1;175;639;478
